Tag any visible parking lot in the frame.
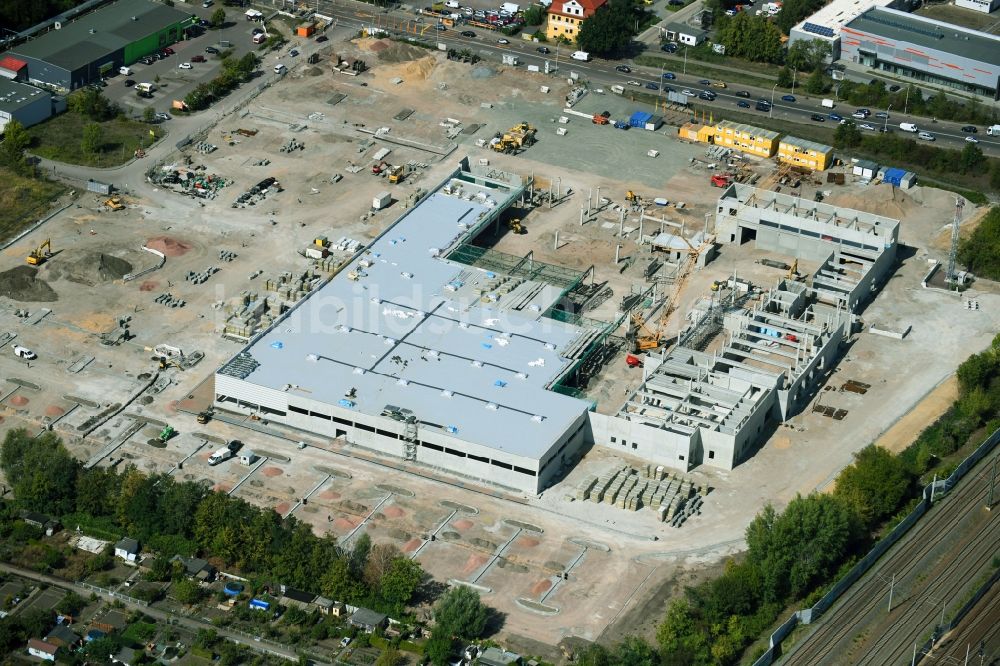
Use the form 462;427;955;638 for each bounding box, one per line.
105;6;263;118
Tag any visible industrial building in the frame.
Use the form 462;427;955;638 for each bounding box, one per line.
0;79;57;132
5;0;195;92
589;184;898;472
954;0;1000;13
778;136;834;171
841;7;1000;98
545;0;606;43
215;162;612;494
787;0;907;59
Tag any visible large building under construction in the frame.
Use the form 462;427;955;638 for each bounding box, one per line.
215;166;899;493
214;162;613;494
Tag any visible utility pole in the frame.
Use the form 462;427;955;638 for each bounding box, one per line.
887;573;895;613
987;456;997;511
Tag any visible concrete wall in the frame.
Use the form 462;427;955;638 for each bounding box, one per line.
589;410;697;471
214;374;587;494
775;323;843;418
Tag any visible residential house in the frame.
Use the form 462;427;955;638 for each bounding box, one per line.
279;585;316;611
478;647;523;666
20;511;61;536
27;638;59;661
44;625;79;650
114;538;140;563
313;596;336;615
662;22;707;46
112;646;138;666
170;555;217;583
349;607;388;633
545;0;606;43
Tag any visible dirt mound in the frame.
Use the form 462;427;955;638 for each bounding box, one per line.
319;490;341;500
517;537;540;548
304;66;323;76
383;506;405;518
139;280;158;291
0;266;57;302
49;251;132;286
146;236;192;257
403;538;422;553
261;466;283;478
8;396;28;407
376;42;429;64
452;519;474;531
825;184;915;221
368;39;389;52
275;502;290;515
530;579;552;596
402;57;436;80
45;405;65;417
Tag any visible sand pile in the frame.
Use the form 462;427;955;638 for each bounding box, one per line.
400;56;436;80
375;41;429;64
825;184;916;220
49;251;132;286
0;266;57;302
146;236;192;257
471;66;496;79
304;66;323;76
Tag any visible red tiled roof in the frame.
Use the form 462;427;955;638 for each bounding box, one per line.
0;56;26;72
27;639;58;655
547;0;607;17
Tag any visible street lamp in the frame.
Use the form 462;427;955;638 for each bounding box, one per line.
883;103;892;132
770;83;778;118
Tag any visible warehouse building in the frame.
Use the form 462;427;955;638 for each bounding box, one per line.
787;0;907;60
841;7;1000;99
0;79;56;132
215;162;611;495
6;0;195;92
778;136;834;171
954;0;1000;13
590;185;898;472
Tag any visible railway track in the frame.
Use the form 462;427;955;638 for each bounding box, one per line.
925;580;1000;665
783;461;996;665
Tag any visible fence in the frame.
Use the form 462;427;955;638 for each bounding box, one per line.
78;581;149;607
752;426;1000;666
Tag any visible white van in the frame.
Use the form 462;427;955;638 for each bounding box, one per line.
571;50;590;61
274;63;286;74
445;0;460;7
207;448;233;466
899;122;918;133
136;82;156;93
119;66;132;76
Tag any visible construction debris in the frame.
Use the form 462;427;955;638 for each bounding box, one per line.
148;166;232;200
575;464;707;525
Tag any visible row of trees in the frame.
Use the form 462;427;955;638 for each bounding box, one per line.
836;80;999;126
959;208;1000;280
832;122;1000;193
0;430;425;617
184;52;259;112
716;13;784;64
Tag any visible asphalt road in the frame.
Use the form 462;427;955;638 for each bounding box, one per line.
319;0;1000;157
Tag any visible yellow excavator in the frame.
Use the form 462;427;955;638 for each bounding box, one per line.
105;197;125;211
507;218;524;234
387;165;405;184
26;239;52;266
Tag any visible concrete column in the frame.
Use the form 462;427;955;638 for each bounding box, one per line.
619;209;625;237
556;177;561;199
615;244;622;264
580;206;585;226
596;186;601;210
554;230;560;251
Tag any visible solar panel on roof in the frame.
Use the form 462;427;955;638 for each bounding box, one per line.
803;22;835;37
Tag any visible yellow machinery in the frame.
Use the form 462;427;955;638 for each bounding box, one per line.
26;239;52;266
628;312;665;353
507;218;524;234
787;259;799;281
106;197;125;211
492;122;537;154
626;190;640;204
388;165;405;184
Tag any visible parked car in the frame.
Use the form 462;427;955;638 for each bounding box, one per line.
461;30;476;37
289;48;299;57
124;79;136;87
961;125;978;133
12;345;36;360
645;82;659;90
615;65;631;72
874;111;889;119
191;55;206;62
663;72;676;79
178;62;192;69
316;35;328;42
888;84;901;92
735;90;750;98
737;100;751;108
661;42;678;52
205;46;220;54
698;79;710;85
781;94;796;102
163;47;175;55
154;112;171;121
917;131;935;141
536;46;550;54
810;113;825;122
497;38;509;44
828;113;843;121
340;637;352;648
252;27;264;35
965;135;979;144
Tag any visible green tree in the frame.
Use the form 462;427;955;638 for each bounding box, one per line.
211;7;226;28
0;118;31;171
804;68;828;94
75;466;120;517
576;0;636;57
82;635;120;660
523;4;545;25
171;577;203;604
378;557;423;609
81;122;103;155
613;636;659;665
67;87;117;121
833;119;862;149
424;630;454;666
1;430;79;515
575;643;610;666
958;207;1000;278
959;141;986;174
375;648;405;666
656;599;711;665
718;12;784;63
776;66;793;89
833;445;914;527
142;106;155;123
434;585;489;639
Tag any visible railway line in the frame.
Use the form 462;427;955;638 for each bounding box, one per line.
783;459;998;665
924;580;1000;665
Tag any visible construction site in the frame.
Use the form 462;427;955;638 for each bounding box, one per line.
0;30;998;657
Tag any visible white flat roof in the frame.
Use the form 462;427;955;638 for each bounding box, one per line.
792;0;895;38
221;168;593;459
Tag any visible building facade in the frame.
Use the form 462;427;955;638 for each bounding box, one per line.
712;121;780;158
778;136;834;171
545;0;606;43
0;79;55;132
7;0;195;91
954;0;1000;13
841;7;1000;99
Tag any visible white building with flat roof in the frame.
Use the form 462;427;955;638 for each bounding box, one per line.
788;0;906;59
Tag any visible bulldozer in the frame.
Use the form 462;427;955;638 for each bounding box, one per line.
105;197;125;211
507;218;525;234
26;239;52;266
387;165;405;184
